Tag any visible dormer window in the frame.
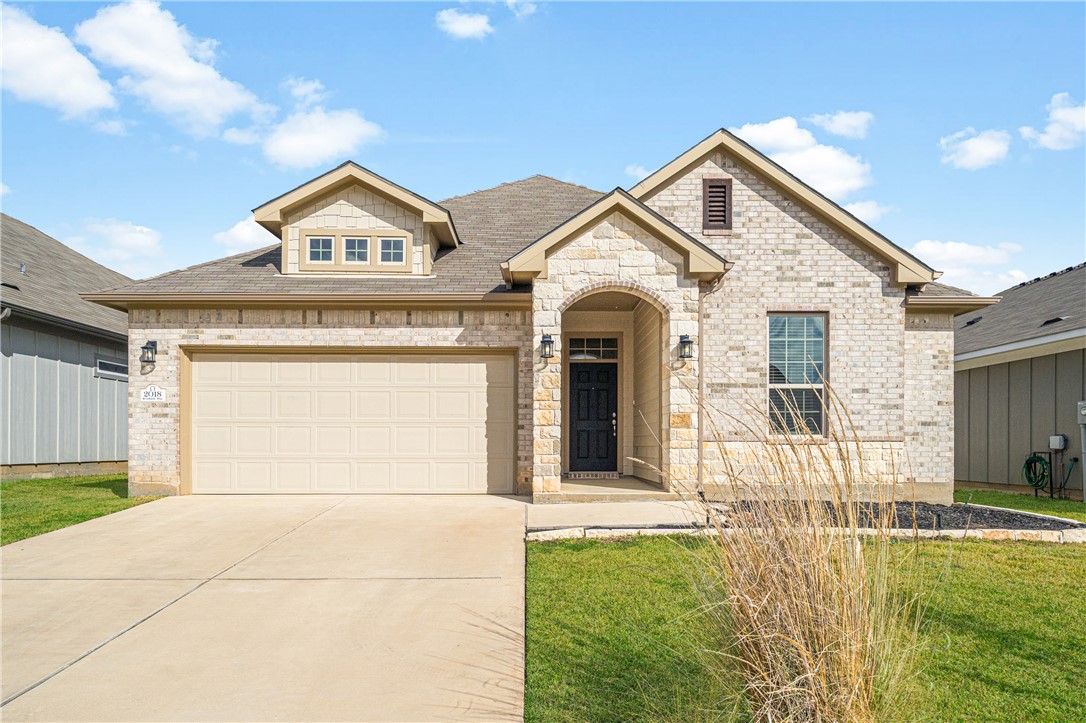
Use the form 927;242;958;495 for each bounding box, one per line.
344;237;369;263
380;238;405;265
308;236;334;263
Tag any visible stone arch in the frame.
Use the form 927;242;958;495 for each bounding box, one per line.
558;280;672;318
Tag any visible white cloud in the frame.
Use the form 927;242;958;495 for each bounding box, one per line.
843;200;893;224
0;5;115;118
806;110;874;139
1020;92;1085;151
74;1;273;137
938;127;1011;170
506;1;538;19
1;183;10;196
436;8;494;39
283;76;328;108
909;239;1027;295
65;218;170;279
263;107;384;169
624;164;650;181
213;215;272;255
222;126;262;145
93;119;128;136
730;117;872;199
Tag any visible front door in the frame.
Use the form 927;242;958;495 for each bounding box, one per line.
569;362;618;471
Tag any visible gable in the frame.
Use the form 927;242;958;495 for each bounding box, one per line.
253;161;459;248
502;189;730;285
629;129;935;286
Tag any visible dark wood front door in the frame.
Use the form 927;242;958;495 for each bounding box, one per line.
569;362;618;472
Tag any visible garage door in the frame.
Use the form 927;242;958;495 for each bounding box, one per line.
190;352;515;493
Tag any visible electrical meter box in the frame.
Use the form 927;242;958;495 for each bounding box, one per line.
1079;400;1086;423
1050;434;1067;451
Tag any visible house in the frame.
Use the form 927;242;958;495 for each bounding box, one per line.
954;263;1086;498
85;129;998;503
1;214;131;479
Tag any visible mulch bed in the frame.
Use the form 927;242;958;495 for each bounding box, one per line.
706;501;1085;532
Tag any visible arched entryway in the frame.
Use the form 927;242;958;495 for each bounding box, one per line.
559;287;668;489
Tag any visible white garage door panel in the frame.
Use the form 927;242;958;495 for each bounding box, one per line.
191;353;515;494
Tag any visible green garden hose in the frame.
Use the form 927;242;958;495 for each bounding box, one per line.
1023;455;1051;489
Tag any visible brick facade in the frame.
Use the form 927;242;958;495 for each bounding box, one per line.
127;308;534;496
530;212;700;494
642;151;953;502
124;147;957;502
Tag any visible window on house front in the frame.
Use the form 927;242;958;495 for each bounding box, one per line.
568;337;619;360
379;238;405;264
703;178;733;231
308;236;334;263
344;237;369;263
95;357;129;381
768;314;825;435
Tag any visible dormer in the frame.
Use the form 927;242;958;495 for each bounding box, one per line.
252;162;459;276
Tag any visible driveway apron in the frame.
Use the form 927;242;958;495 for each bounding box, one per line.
1;495;526;722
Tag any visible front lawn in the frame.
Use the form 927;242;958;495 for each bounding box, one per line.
526;536;1086;722
955;488;1086;524
1;474;158;545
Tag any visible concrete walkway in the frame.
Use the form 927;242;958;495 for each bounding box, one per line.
525;498;704;530
1;495;526;722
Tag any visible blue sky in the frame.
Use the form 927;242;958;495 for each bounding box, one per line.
2;1;1084;295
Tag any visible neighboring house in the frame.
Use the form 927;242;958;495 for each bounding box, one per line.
954;263;1086;497
1;214;132;479
86;129;997;503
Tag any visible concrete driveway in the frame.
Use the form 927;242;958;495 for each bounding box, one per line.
1;495;526;722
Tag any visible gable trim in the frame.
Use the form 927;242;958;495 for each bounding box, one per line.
252;161;460;248
502;188;731;285
628;129;936;286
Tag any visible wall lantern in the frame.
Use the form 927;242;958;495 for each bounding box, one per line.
540;334;555;359
678;334;694;360
139;341;158;364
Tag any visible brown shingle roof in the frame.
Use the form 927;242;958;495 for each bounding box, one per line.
90;175;604;299
955;263;1086;355
0;214;130;336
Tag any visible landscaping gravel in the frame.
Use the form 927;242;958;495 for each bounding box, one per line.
707;501;1085;531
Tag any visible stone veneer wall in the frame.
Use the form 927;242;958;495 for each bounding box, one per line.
903;313;956;503
531;212;700;493
643;151;953;500
127;308;533;496
283;184;426;274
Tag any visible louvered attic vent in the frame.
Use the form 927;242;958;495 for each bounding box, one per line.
702;178;733;231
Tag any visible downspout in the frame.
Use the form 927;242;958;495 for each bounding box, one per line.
697;275;727;492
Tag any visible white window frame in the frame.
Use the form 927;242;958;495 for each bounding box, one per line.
379;237;405;265
767;313;827;436
307;236;335;264
94;356;129;381
344;237;369;264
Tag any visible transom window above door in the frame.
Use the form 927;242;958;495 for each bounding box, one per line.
568;337;618;360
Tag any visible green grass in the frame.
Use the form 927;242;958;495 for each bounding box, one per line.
955;488;1086;523
526;536;1086;722
1;474;158;545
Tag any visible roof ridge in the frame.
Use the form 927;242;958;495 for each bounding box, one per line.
439;174;602;203
1005;261;1086;291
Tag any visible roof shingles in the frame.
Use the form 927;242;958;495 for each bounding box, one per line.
92;175;604;298
955;263;1086;355
1;214;130;336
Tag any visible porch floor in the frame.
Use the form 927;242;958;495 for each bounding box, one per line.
534;477;681;504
